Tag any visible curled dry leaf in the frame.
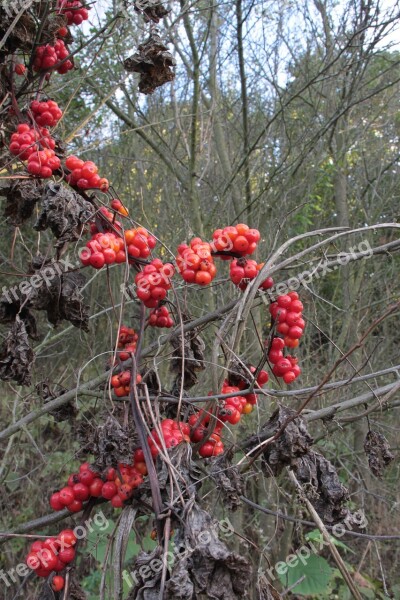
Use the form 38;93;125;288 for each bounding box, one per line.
124;33;175;94
35;182;95;247
0;294;38;339
26;256;89;330
254;405;313;476
209;457;244;511
134;0;170;23
0;316;34;386
36;380;76;422
364;430;394;478
1;176;44;226
294;450;350;524
90;415;138;470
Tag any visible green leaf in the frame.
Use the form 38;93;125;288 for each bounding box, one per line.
305;529;353;553
278;553;333;596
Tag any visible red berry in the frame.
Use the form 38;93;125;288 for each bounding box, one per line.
52;576;65;592
59;487;75;506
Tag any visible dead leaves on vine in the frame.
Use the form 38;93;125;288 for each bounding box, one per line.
364;430;394;478
124;33;175;95
34;182;95;247
0;316;34;385
1;176;44;225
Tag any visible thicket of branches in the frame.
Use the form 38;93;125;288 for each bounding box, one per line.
0;0;400;599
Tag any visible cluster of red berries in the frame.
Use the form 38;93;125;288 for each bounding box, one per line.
124;227;157;260
100;462;144;508
111;371;142;398
27;149;61;177
267;338;301;384
230;258;274;291
80;232;126;269
269;292;305;349
49;462;144;513
9;124;54;160
147;419;190;458
187;367;269;457
9;124;60;177
30;100;63;127
33;40;73;74
212;224;261;257
26;528;76;583
111;198;129;217
135;259;175;308
116;325;138;361
176;238;217;286
65;155;109;191
148;305;174;328
57;0;90;25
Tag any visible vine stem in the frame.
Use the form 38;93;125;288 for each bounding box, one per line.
287;469;363;600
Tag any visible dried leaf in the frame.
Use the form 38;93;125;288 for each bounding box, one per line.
165;503;251;599
91;416;138;470
27;257;89;330
364;430;394;478
0;294;38;339
209;458;244;511
294;451;350;524
0;8;36;53
1;176;44;225
255;406;313;476
35;182;95;247
36;380;76;421
124;33;175;94
134;0;170;23
0;316;34;385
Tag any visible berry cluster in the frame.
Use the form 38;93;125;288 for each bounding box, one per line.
101;463;144;508
33;40;73;74
147;419;190;458
230;258;274;291
269;292;305;349
30;100;63;127
80;232;126;268
212;224;260;257
176;238;216;286
9;124;60;177
117;325;138;361
27;149;61;177
111;198;129;217
111;371;142;398
66;155;109;191
26;528;77;582
267;338;301;384
135;259;175;308
9;124;55;160
148;305;174;328
125;227;157;260
57;0;90;25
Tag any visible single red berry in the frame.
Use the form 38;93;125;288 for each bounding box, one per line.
52;575;65;592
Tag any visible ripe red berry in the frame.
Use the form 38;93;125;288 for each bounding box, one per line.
102;481;117;500
58;487;75;506
52;576;65;592
14;63;26;75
